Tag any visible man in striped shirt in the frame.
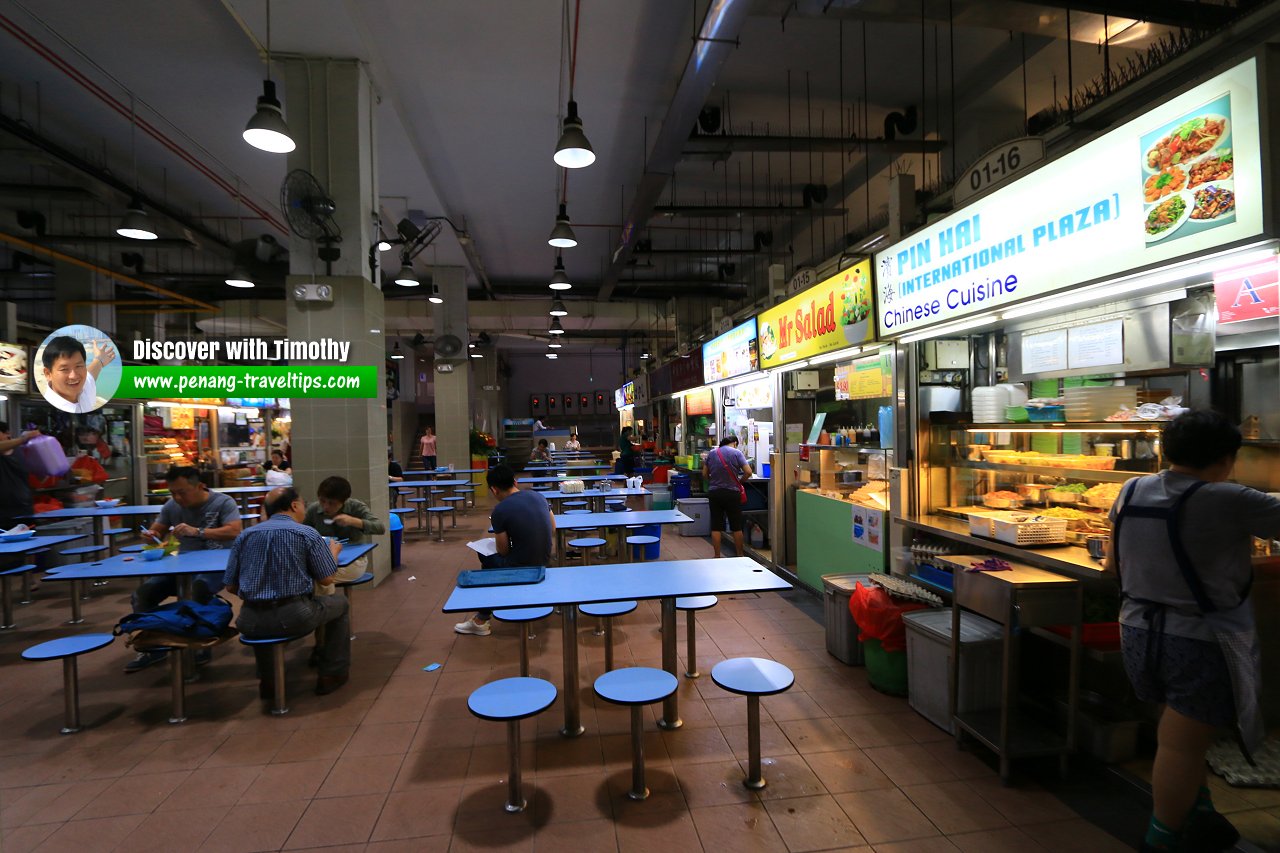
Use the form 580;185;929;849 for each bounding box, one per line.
224;486;350;697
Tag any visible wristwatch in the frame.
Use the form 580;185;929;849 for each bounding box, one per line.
198;527;206;539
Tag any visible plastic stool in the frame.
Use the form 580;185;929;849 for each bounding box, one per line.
336;571;374;638
493;606;554;676
711;658;795;789
593;667;678;800
468;677;558;812
562;500;589;510
60;544;108;560
579;600;637;670
425;506;453;542
563;509;591;515
676;596;718;678
22;633;115;733
440;496;465;523
626;535;659;563
455;487;476;508
238;634;309;715
0;564;36;628
406;497;429;528
567;537;606;566
103;527;131;556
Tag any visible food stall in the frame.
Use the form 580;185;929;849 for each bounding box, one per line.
679;318;760;492
871;56;1275;765
753;259;892;589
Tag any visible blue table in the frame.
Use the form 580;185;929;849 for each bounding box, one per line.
443;556;790;737
391;479;473;518
212;486;272;512
0;533;86;557
1;534;88;628
402;468;484;477
541;487;649;514
518;474;625;486
553;509;689;531
27;505;164;547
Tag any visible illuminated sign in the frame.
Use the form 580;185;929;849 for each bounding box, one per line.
702;319;759;383
758;260;874;368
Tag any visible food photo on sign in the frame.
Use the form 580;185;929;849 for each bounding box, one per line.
1140;93;1235;245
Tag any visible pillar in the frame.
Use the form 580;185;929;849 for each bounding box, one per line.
430;266;471;469
280;58;391;583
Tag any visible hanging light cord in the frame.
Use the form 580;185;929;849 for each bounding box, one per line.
264;0;272;80
568;0;581;101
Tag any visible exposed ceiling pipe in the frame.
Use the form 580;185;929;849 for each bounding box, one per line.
0;10;288;234
599;0;753;301
0;231;219;314
682;134;946;156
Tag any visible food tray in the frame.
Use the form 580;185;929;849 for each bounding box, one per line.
1015;483;1054;500
1084;494;1116;510
981;495;1022;509
1026;405;1065;422
1047;490;1079;504
991;516;1069;546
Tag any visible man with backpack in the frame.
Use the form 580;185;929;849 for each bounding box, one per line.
225;486;350;698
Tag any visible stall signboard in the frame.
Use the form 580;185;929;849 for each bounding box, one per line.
731;377;773;409
669;349;704;393
648;361;673;397
1214;257;1279;324
620;382;637;408
702;318;759;383
613;388;627;411
685;388;714;416
874;59;1264;337
758;260;875;369
227;398;276;408
0;342;28;393
632;374;650;407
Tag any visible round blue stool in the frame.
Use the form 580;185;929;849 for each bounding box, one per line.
625;535;660;563
676;596;718;678
594;667;678;800
579;600;637;670
425;506;453;542
493;606;554;676
239;634;309;715
468;677;558;813
711;657;795;789
22;633;115;733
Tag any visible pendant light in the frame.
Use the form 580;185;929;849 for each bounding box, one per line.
394;261;419;287
243;0;296;153
552;1;594;168
549;299;568;317
548;317;565;335
390;342;404;359
546;352;559;359
548;340;563;349
116;197;157;240
547;203;577;248
428;282;444;304
549;255;571;291
470;351;484;359
225;266;255;288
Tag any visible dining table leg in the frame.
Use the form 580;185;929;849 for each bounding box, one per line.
658;596;682;729
93;516;106;549
68;580;83;624
560;604;584;737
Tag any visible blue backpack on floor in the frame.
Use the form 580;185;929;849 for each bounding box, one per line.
113;596;233;639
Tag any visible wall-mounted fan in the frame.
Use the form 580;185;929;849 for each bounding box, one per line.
281;169;342;273
434;333;464;361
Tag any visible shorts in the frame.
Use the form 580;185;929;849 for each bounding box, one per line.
1121;625;1236;727
707;488;744;533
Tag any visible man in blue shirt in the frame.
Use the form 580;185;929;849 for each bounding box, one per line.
224;486;350;697
454;464;554;637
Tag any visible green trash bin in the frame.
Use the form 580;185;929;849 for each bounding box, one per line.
862;638;908;696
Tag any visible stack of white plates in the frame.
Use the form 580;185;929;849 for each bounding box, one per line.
1064;386;1138;422
972;386;1010;423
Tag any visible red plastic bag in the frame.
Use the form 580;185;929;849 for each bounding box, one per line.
849;582;930;654
70;456;108;484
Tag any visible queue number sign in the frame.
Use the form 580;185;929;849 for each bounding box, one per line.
955;138;1045;205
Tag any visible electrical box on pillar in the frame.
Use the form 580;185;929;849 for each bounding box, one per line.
547;395;558;415
563;394;575;413
530;394;545;416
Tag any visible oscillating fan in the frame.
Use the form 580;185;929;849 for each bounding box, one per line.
435;334;465;360
280;169;342;273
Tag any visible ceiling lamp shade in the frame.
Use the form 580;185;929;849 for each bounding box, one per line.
394;262;419;287
546;352;559;359
548;317;565;335
548;340;563;349
428;282;444;304
470;352;483;359
376;238;393;252
225;266;255;288
116;198;157;240
549;299;568;317
547;203;578;248
553;100;595;168
390;342;404;360
549;255;571;291
243;80;296;153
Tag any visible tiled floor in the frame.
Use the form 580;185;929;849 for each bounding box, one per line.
0;500;1151;852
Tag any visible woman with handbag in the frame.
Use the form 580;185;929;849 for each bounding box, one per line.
1108;411;1280;853
702;435;753;558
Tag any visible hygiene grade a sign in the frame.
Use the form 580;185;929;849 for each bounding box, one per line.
757;260;875;369
874;59;1263;337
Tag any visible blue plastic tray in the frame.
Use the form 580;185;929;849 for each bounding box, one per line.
457;567;546;588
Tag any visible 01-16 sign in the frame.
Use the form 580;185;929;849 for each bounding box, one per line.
955;138;1044;205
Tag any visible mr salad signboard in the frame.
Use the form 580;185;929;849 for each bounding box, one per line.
874;59;1263;337
758;259;874;369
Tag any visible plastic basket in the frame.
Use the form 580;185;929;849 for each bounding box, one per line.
1005;405;1030;423
967;514;999;537
1026;405;1065;422
991;516;1068;545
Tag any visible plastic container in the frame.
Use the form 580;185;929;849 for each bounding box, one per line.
912;563;954;592
20;434;70;478
635;524;662;560
878;405;894;449
676;497;710;537
903;608;1003;734
647;484;673;511
670;473;692;500
1027;405;1066;422
761;462;771;478
389;512;403;567
822;573;874;665
863;638;908;696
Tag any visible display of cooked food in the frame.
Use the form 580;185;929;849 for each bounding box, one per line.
1084;482;1125;508
982;490;1024;509
1188;149;1233;187
1144;166;1186;202
1145;196;1187;236
849;480;888;507
981;450;1118;471
1190;185;1235;220
1146;116;1227;171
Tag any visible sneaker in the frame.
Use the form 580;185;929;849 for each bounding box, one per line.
124;649;168;673
194;648;212;667
1184;810;1239;852
454;618;492;636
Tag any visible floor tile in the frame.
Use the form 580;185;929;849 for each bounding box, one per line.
833;787;939;845
369;787;461;841
75;769;193;819
238;759;333;804
199;800;308;853
689;801;788;852
283;791;386;848
32;813;147;852
901;781;1009;835
763;793;867;851
114;805;228;853
315;753;404;798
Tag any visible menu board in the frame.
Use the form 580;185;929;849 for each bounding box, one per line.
1021;329;1069;373
757;260;874;368
835;352;893;400
702;319;759;383
1068;319;1125;369
620;382;637;407
685;388;714;416
0;342;28;393
834;363;852;400
732;377;772;409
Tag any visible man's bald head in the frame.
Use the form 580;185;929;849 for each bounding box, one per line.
263;486;302;519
